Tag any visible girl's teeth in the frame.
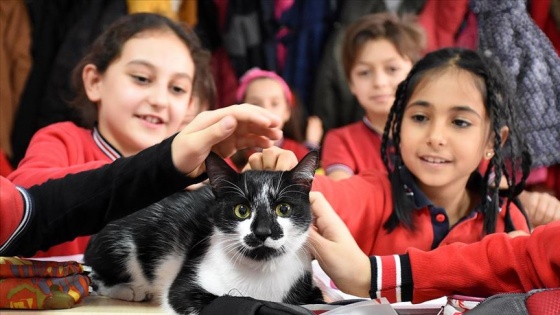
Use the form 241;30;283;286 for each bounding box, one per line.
425;157;445;163
143;116;162;124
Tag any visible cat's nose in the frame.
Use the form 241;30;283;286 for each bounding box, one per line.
254;226;272;242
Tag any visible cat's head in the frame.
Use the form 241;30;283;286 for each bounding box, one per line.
205;151;318;262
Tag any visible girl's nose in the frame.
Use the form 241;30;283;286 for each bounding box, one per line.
426;122;447;147
148;84;170;108
371;70;388;88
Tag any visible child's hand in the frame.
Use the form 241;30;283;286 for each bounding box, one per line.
243;147;298;172
507;230;530;238
308;192;371;298
519;190;560;227
171;104;283;177
306;116;323;147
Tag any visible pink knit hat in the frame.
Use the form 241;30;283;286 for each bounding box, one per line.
236;68;294;107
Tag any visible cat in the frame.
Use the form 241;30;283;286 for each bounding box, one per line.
83;151;323;315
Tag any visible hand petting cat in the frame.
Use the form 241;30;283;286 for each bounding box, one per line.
171;104;283;178
309;192;372;298
244;146;299;172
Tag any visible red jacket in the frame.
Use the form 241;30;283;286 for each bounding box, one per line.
312;171;530;256
8;122;120;257
371;221;560;303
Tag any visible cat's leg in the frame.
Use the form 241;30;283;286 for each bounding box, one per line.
284;271;325;305
87;254;154;302
162;264;217;315
93;281;152;302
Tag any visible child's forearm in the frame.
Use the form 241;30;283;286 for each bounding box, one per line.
0;135;204;257
370;222;560;303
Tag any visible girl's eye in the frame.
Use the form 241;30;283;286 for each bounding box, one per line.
357;70;370;77
387;66;400;73
411;114;428;123
171;86;186;94
234;204;251;219
275;203;292;217
132;75;150;84
452;119;472;128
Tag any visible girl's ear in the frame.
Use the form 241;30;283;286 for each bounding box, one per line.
485;126;509;159
498;126;509;147
83;64;102;103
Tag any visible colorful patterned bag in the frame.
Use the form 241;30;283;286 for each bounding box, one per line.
0;257;90;309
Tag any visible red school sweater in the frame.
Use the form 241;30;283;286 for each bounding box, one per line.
8;122;120;257
279;137;310;161
371;221;560;303
321;118;386;176
311;171;530;256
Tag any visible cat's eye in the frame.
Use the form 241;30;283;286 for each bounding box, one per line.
234;204;251;219
275;203;292;217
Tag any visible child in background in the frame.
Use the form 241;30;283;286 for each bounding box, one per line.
321;13;425;180
309;47;533;255
8;13;211;257
230;68;311;170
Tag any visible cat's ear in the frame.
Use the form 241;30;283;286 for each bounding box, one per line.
288;151;319;191
205;152;239;192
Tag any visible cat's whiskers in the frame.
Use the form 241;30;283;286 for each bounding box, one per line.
213;177;246;198
274;172;286;199
220;239;244;267
290;247;307;274
190;234;211;252
213;233;261;270
277;183;309;199
305;235;327;269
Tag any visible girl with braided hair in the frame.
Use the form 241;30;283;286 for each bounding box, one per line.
309;47;533;255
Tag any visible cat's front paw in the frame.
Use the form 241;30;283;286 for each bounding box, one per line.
97;283;150;302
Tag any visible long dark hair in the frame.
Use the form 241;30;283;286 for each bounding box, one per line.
380;48;532;234
70;13;211;128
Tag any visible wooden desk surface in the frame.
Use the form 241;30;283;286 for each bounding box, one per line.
1;295;444;315
1;296;163;314
0;258;445;314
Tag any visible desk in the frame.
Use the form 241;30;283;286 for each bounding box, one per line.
1;296;163;314
1;296;444;315
1;259;445;314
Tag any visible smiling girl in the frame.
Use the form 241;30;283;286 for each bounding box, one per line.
8;13;212;257
311;47;532;255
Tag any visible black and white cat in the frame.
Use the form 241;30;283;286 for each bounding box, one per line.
83;151;323;315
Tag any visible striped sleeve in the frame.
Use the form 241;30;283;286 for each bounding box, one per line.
369;254;413;302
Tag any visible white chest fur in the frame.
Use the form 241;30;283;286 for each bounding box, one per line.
197;233;312;302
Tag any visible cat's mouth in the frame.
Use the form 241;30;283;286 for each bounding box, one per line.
242;246;285;261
